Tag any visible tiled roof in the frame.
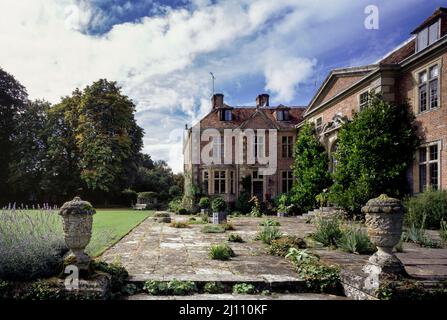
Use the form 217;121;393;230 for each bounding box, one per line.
198;106;305;130
379;39;416;65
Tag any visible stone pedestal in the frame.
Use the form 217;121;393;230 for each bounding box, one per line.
212;212;227;224
59;197;96;272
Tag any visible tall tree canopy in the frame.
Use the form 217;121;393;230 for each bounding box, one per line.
0;68;28;202
291;121;332;213
329;95;420;214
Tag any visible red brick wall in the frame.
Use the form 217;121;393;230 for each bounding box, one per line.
396;51;447;192
318;75;365;105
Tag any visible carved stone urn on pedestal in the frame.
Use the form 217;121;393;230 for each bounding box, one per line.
362;194;406;275
59;197;96;271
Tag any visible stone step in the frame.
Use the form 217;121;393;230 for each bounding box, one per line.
127;275;309;294
127;293;349;300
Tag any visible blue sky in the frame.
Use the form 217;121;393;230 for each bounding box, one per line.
0;0;444;172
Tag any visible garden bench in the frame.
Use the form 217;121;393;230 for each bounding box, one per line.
133;204;147;210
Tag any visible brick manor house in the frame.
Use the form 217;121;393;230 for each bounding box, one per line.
183;7;447;204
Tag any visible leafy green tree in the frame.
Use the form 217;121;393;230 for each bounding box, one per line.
41;93;83;202
0;67;27;203
329;95;420;214
76;79;143;194
8;100;50;202
291;121;332;213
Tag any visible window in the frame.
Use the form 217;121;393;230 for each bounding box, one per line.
359;91;369;111
417;20;440;52
315;117;323;132
214;171;226;194
254;134;265;158
418;64;439;113
282;136;293;158
219;109;232;121
202;171;209;195
282;171;293;193
418;143;440;192
212;135;224;160
276;110;290;121
230;171;234;194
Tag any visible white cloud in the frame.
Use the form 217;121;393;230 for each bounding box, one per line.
0;0;422;172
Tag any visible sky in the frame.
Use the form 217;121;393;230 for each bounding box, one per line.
0;0;444;173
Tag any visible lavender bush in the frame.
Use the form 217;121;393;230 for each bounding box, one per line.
0;204;68;280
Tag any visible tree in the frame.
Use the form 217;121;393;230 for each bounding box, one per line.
291;121;332;213
0;67;27;203
75;79;143;195
329;95;420;215
8;100;50;202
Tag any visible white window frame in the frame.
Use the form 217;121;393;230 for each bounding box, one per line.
418;141;441;193
202;170;209;195
315;116;323;132
416;19;441;52
416;61;441;114
358;90;370;111
213;170;226;194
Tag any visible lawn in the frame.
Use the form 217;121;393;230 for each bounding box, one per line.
87;209;153;257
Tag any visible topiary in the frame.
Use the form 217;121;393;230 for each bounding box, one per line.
199;197;211;209
211;197;227;213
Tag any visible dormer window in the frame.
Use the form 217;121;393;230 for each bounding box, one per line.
417;19;440;52
219;109;232;121
276;110;290;121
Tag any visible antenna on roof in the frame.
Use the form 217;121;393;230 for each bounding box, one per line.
209;72;215;96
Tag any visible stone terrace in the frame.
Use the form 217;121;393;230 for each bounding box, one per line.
101;214;447;284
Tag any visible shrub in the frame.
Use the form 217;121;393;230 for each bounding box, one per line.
189;214;208;224
92;260;129;293
440;220;447;242
249;196;263;217
286;248;340;293
230;211;242;217
177;208;188;215
154;212;170;218
202;225;225;233
277;194;292;214
168;198;182;213
209;243;235;260
233;283;256;294
329;95;420;215
311;216;343;247
0;207;68;281
211;197;227;212
256;225;282;245
203;282;225;294
291;121;332;213
404;189;447;229
199;197;211;209
260;219;281;226
336;226;376;254
121;188;138;206
170;221;189;228
402;225;441;248
228;233;244;243
137;191;157;204
235;192;252;214
143;279;197;296
224;222;235;231
269;236;306;257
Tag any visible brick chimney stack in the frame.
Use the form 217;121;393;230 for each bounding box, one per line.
256;93;269;108
211;93;224;109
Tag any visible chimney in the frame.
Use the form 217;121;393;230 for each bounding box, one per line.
256;93;269;108
211;93;224;109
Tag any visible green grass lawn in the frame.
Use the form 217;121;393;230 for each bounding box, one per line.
86;209;153;257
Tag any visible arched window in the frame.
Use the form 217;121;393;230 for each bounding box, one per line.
330;141;338;173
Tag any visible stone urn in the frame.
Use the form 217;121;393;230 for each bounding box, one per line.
362;194;406;275
59;197;96;270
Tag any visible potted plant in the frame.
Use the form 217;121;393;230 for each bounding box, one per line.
211;197;227;224
277;194;289;217
199;197;211;215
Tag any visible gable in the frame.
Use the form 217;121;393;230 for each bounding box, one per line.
238;109;279;130
314;74;366;106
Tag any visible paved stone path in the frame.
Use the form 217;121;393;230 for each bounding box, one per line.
101;215;308;283
101;213;447;283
